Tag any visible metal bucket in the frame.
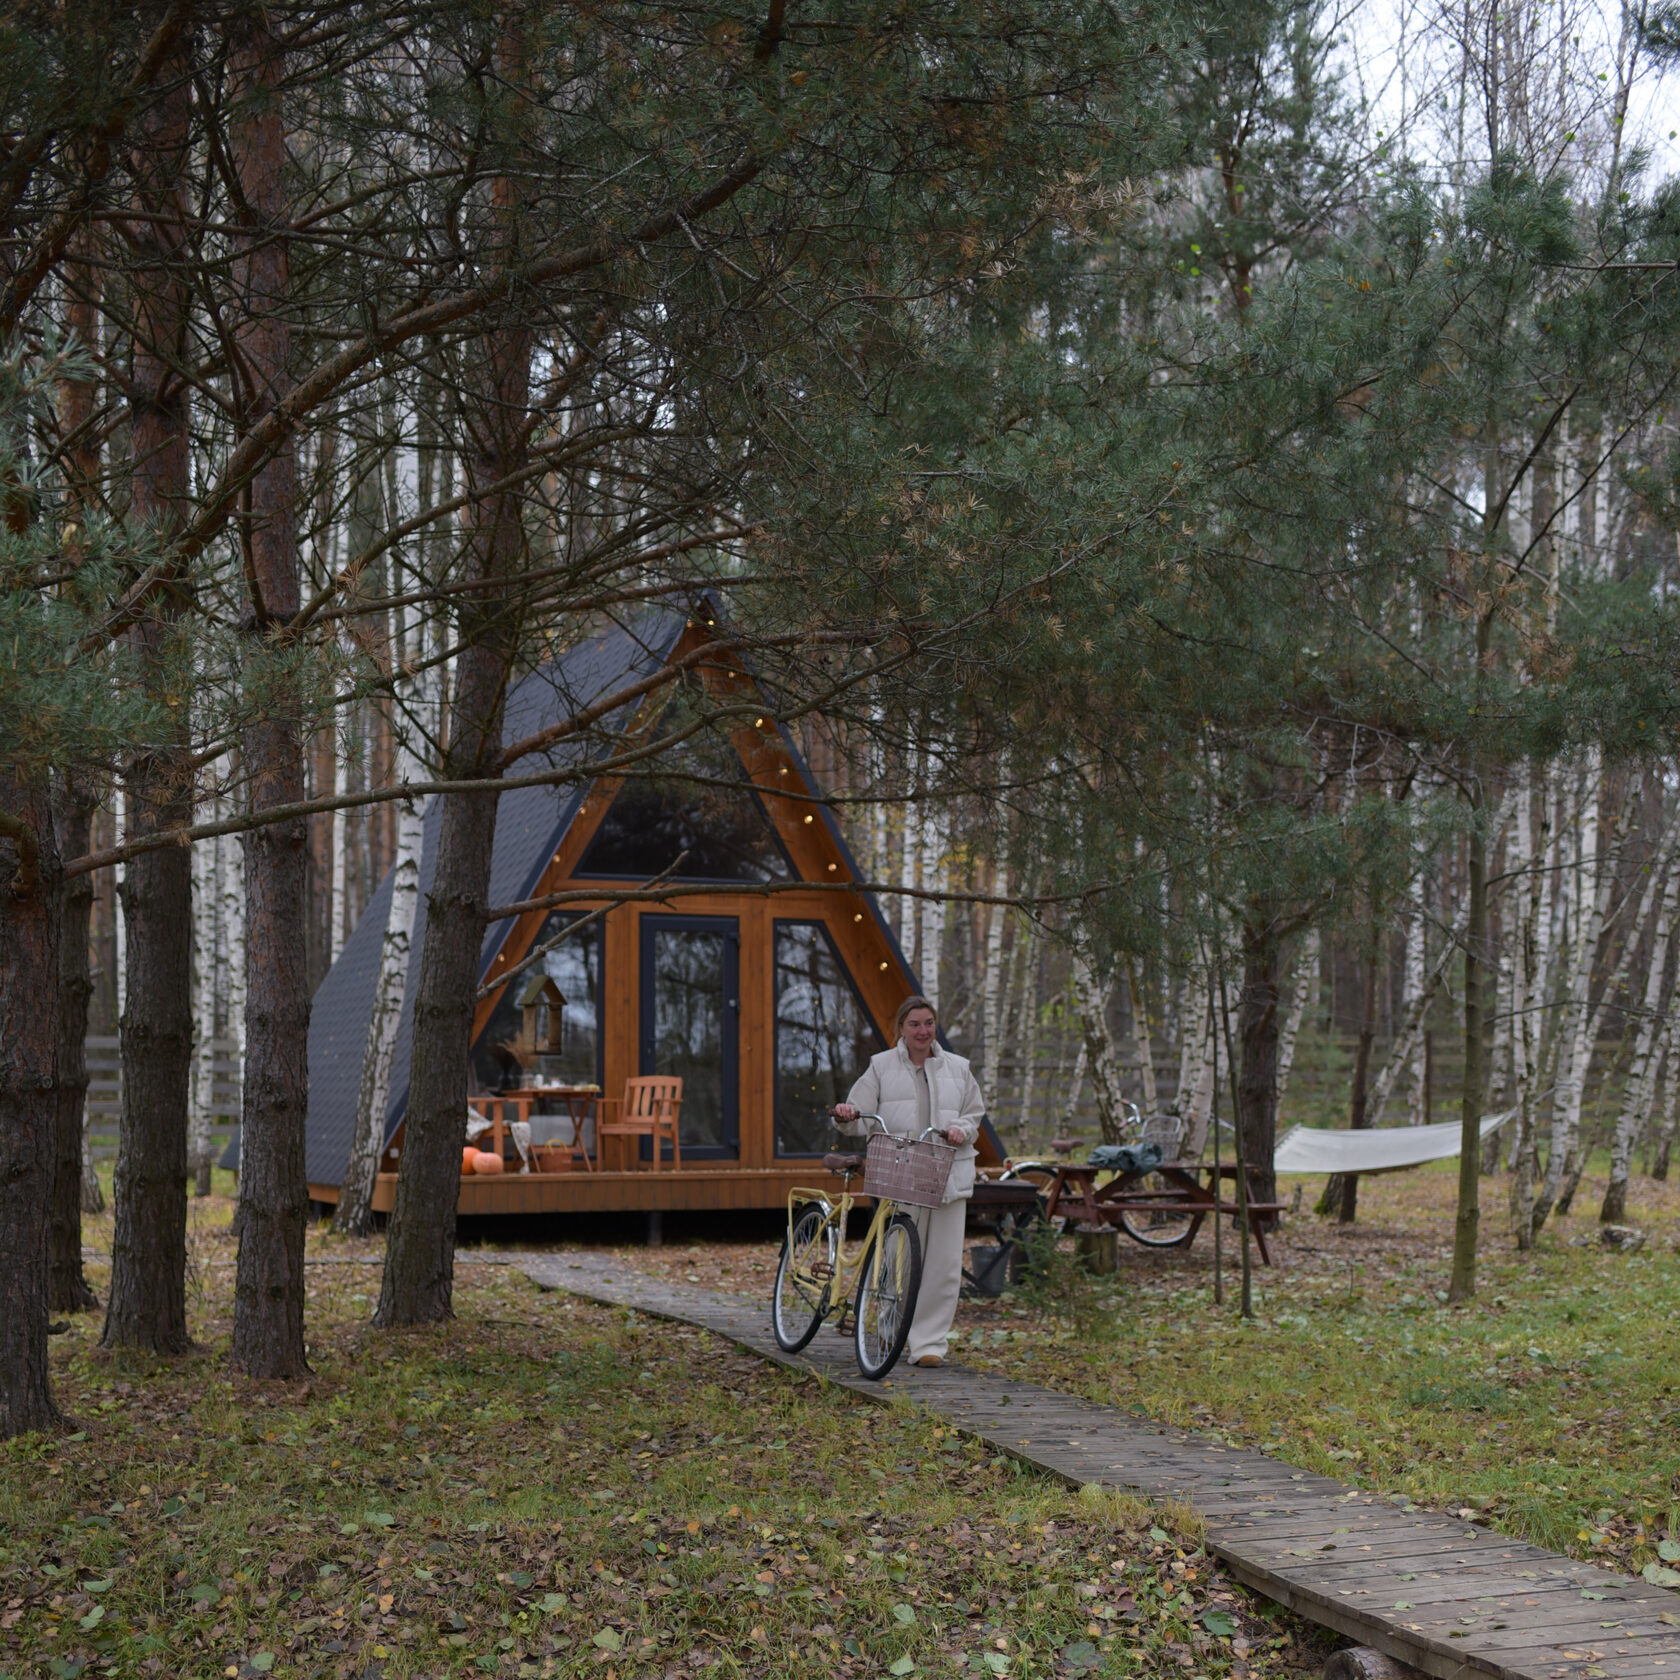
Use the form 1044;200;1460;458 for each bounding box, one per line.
966;1243;1019;1297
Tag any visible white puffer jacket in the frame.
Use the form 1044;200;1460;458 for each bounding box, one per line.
840;1041;987;1203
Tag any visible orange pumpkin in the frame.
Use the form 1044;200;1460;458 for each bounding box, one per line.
470;1150;505;1175
462;1146;478;1175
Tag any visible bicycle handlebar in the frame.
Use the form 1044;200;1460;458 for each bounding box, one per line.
840;1114;947;1144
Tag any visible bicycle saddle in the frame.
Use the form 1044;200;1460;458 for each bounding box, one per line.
822;1152;865;1175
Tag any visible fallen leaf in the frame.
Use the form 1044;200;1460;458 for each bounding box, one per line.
592;1627;623;1652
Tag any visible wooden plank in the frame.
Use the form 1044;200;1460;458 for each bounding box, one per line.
522;1253;1680;1680
370;1164;849;1215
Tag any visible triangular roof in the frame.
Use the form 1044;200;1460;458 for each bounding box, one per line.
303;604;935;1187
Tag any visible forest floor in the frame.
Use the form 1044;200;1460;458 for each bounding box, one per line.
1;1195;1332;1680
9;1162;1674;1680
612;1161;1680;1583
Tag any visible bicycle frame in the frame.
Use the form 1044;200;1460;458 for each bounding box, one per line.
782;1116;936;1318
781;1177;899;1319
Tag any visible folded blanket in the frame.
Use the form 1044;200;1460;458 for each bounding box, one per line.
1087;1141;1164;1174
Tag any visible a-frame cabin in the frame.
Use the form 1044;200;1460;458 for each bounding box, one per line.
304;606;1003;1217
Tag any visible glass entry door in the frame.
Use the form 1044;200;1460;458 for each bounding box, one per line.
638;915;739;1159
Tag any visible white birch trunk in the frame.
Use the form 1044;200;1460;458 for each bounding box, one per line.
1403;870;1429;1123
1533;747;1606;1233
979;893;1007;1088
1126;956;1160;1114
1509;762;1546;1245
188;820;218;1195
1070;944;1129;1143
1181;990;1219;1160
1175;971;1208;1131
1651;1017;1679;1181
1013;918;1041;1135
1601;825;1680;1223
917;804;944;1012
1366;780;1512;1128
220;826;246;1086
334;785;424;1236
1276;928;1319;1113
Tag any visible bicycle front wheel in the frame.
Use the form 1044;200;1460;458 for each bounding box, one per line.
854;1211;922;1380
772;1203;834;1352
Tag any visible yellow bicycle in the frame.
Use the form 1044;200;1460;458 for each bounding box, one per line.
772;1117;946;1380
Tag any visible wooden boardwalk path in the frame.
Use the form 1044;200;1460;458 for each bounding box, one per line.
521;1252;1680;1680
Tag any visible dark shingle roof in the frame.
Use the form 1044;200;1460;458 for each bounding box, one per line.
304;609;684;1186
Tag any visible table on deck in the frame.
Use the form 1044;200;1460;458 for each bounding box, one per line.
470;1086;600;1172
1043;1160;1283;1264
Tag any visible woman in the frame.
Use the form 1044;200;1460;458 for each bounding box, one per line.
832;996;985;1367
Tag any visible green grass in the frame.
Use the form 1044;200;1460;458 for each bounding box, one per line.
948;1159;1680;1584
0;1231;1332;1680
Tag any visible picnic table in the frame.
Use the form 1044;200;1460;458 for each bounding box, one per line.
1041;1160;1283;1265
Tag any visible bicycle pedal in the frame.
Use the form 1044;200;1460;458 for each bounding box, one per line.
834;1314;855;1336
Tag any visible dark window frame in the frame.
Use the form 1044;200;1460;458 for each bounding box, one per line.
637;912;741;1161
573;769;797;884
470;911;606;1094
771;917;885;1158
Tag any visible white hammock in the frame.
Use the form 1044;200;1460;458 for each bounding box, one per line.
1272;1108;1516;1176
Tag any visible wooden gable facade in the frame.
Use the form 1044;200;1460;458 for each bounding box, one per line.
304;610;1001;1219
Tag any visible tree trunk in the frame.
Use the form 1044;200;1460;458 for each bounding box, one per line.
376;109;531;1325
189;826;217;1196
0;778;65;1437
104;59;195;1354
1274;928;1316;1112
228;14;310;1381
1174;954;1210;1150
1509;763;1544;1250
1235;918;1282;1213
1070;945;1128;1143
1335;926;1380;1224
335;793;423;1236
50;235;102;1314
1600;829;1680;1224
50;776;100;1314
1651;1030;1677;1181
1448;784;1491;1303
1532;750;1607;1237
1126;956;1160;1114
979;894;1007;1090
81;1107;104;1214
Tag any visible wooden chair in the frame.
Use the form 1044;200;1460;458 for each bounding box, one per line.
594;1076;683;1171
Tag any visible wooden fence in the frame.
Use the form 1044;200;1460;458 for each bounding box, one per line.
84;1036;243;1128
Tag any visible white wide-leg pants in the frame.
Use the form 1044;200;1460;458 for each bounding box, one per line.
906;1197;968;1362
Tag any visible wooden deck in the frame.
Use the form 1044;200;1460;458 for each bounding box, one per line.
307;1165;850;1216
523;1252;1680;1680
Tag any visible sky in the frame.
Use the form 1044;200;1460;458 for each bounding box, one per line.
1340;0;1680;191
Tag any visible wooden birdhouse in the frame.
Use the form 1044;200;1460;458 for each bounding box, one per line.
517;973;566;1054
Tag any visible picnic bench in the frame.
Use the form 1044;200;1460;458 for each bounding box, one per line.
1042;1160;1284;1265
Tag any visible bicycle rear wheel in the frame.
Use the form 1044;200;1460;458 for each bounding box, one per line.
1117;1173;1196;1248
772;1204;834;1352
854;1211;922;1380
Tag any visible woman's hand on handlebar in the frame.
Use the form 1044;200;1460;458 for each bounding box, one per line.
832;1103;859;1123
944;1126;965;1146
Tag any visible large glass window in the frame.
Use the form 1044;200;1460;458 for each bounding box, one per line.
774;921;883;1156
576;683;791;882
640;915;739;1158
472;913;602;1093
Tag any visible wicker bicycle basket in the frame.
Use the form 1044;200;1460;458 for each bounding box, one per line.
864;1132;956;1209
